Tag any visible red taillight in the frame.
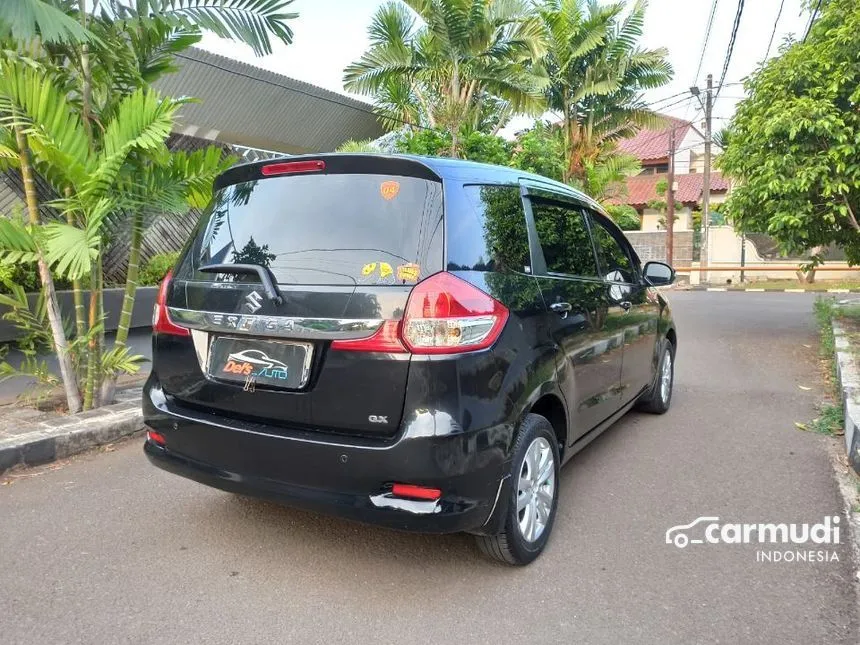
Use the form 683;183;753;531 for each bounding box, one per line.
152;270;190;337
391;483;442;501
146;429;166;446
261;160;325;176
330;320;407;353
402;272;508;354
328;272;507;355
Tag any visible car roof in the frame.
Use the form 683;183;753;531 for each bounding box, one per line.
223;153;605;214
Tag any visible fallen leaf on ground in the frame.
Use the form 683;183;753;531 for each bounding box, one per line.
794;421;809;431
798;385;812;391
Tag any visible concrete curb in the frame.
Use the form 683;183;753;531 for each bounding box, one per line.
0;398;143;474
832;318;860;475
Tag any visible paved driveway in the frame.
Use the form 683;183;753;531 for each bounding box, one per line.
1;292;857;644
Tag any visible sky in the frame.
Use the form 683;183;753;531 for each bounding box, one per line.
200;0;812;136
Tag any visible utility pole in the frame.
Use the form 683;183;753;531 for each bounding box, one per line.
666;127;676;265
700;73;713;284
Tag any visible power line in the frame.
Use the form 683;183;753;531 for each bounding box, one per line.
651;95;696;113
645;90;693;109
715;0;745;98
693;0;719;87
764;0;786;60
802;0;823;43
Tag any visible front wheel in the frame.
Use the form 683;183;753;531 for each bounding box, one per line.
476;414;560;565
636;340;675;414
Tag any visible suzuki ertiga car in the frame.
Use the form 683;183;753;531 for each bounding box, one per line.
143;154;677;565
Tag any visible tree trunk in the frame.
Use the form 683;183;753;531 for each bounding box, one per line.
101;213;143;403
64;189;86;340
83;265;99;410
15;127;82;413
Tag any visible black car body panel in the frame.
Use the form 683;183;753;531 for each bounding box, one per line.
144;153;676;534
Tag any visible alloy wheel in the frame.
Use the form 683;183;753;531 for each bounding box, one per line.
660;349;673;404
516;437;555;542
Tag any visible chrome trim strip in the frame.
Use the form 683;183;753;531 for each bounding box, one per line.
168;308;383;340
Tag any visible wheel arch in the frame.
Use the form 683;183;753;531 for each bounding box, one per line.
529;391;568;461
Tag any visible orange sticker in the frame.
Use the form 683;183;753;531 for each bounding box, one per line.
380;180;400;201
396;263;420;282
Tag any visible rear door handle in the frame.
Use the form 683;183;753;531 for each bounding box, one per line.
550;302;572;318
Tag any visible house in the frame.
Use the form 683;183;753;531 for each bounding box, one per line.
611;114;729;231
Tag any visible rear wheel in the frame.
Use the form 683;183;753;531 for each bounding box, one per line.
476;414;560;565
636;339;674;414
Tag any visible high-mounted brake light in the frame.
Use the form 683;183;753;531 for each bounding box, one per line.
391;483;442;501
401;272;508;354
261;160;325;176
152;270;190;337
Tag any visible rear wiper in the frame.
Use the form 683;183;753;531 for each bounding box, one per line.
200;263;284;306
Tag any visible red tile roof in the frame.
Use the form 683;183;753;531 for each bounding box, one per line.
617;114;695;162
608;172;729;208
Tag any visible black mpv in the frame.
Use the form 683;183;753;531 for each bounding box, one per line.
143;154;677;565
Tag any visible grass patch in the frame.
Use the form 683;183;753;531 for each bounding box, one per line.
728;279;860;291
802;297;844;437
810;403;844;435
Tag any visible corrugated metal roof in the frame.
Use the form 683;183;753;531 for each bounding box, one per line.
153;48;384;154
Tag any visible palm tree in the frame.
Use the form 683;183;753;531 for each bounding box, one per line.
0;0;298;410
344;0;548;157
538;0;672;182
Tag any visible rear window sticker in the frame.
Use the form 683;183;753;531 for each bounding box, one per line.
396;263;420;282
379;262;394;279
380;181;400;201
361;262;378;276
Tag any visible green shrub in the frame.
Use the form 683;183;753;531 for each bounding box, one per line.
0;263;70;294
605;204;641;231
138;252;179;286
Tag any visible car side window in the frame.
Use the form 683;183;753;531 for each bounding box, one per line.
447;185;531;273
589;213;636;283
530;200;599;278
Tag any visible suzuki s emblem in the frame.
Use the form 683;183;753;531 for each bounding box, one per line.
245;291;263;313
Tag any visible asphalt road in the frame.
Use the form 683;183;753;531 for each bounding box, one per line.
1;292;858;644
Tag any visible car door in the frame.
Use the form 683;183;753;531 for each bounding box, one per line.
587;211;660;405
524;191;625;441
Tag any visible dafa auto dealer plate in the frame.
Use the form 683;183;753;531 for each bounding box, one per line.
208;336;312;390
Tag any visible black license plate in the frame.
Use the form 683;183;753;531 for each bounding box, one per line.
208;337;311;390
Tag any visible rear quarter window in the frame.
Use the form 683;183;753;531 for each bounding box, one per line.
446;185;531;274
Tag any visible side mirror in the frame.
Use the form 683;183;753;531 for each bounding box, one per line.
643;261;675;286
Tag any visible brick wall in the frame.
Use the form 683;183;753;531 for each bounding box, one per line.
624;230;693;266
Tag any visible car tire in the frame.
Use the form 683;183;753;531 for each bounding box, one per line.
636;339;675;414
476;413;560;565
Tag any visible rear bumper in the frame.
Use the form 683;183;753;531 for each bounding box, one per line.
142;377;511;534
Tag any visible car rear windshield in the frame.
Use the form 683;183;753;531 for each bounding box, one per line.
184;173;444;286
